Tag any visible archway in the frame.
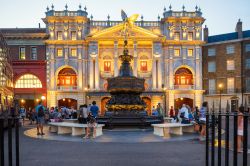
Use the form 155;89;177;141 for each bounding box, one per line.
101;97;111;115
58;98;77;109
142;97;151;115
57;68;77;88
174;67;193;86
174;98;193;110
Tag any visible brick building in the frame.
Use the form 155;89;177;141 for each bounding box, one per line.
202;20;250;112
0;28;48;109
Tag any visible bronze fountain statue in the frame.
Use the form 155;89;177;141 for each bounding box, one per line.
98;10;163;126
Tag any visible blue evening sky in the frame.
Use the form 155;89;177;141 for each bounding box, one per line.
0;0;249;35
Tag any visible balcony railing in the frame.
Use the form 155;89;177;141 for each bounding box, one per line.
57;86;77;91
163;11;202;18
90;21;160;28
173;85;194;90
100;71;114;78
204;88;242;95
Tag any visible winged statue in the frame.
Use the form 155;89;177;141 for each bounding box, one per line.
121;10;139;39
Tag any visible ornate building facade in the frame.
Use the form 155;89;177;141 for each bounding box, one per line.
0;32;13;110
43;5;205;114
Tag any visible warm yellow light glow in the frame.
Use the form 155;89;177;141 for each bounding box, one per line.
84;87;88;91
64;32;67;37
78;31;81;37
180;98;183;100
183;32;187;39
41;96;46;100
218;83;223;89
63;98;65;101
21;99;25;103
196;32;200;39
50;32;54;37
170;32;173;38
36;99;39;102
163;87;167;91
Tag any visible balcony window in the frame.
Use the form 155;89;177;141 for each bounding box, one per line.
71;48;77;57
188;32;193;41
19;47;25;60
57;68;77;86
208;61;216;72
140;61;148;72
31;47;37;60
187;49;193;57
71;31;77;40
174;68;193;85
57;48;63;57
246;59;250;69
208;79;215;94
208;48;216;56
15;74;42;88
174;32;180;41
104;61;111;72
226;45;235;54
57;31;63;40
245;44;250;52
174;49;180;56
227;77;234;93
227;60;235;70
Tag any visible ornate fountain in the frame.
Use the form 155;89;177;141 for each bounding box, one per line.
98;10;163;126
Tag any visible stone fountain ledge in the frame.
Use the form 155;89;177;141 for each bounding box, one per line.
24;126;200;143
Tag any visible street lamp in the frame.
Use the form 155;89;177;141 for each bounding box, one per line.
218;83;223;112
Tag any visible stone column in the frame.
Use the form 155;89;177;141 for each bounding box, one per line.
95;56;100;90
152;59;157;89
89;58;94;89
169;47;174;89
195;47;202;89
77;46;83;90
114;41;119;76
133;41;138;76
49;46;55;90
157;58;162;89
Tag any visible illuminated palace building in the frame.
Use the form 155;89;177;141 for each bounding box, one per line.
1;5;205;113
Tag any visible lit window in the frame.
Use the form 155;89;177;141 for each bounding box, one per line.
246;44;250;52
208;48;216;56
208;61;216;72
57;31;62;40
226;45;235;54
208;79;215;94
104;61;111;72
71;48;77;57
174;49;180;56
174;32;180;41
246;59;250;69
71;31;77;40
140;61;148;72
31;47;37;60
57;48;63;57
188;32;193;41
227;77;234;92
187;49;193;57
196;32;200;39
227;60;235;70
19;47;25;60
15;74;42;88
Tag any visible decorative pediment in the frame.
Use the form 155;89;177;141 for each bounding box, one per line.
88;24;163;40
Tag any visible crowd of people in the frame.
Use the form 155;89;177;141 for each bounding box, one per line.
18;100;100;138
167;102;208;141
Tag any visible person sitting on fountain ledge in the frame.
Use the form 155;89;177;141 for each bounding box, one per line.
179;104;190;124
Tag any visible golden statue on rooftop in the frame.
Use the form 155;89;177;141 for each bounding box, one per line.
121;10;139;40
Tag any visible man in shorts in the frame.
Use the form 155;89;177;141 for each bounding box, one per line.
36;101;45;135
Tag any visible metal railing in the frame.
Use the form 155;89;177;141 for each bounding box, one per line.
0;112;19;166
90;20;160;28
173;84;194;90
57;86;77;91
206;102;249;166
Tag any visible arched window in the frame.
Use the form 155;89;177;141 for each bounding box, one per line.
57;68;77;86
15;74;42;88
174;68;193;85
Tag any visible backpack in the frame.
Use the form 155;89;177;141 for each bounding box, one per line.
37;106;45;117
180;112;185;119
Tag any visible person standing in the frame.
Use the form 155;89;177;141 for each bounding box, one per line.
169;106;175;118
156;103;164;117
237;106;244;152
199;102;208;141
179;104;189;124
35;101;45;135
19;106;26;126
89;101;99;138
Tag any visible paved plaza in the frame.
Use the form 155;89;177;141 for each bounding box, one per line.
2;120;249;166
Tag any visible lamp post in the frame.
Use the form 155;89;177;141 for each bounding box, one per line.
218;83;223;112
